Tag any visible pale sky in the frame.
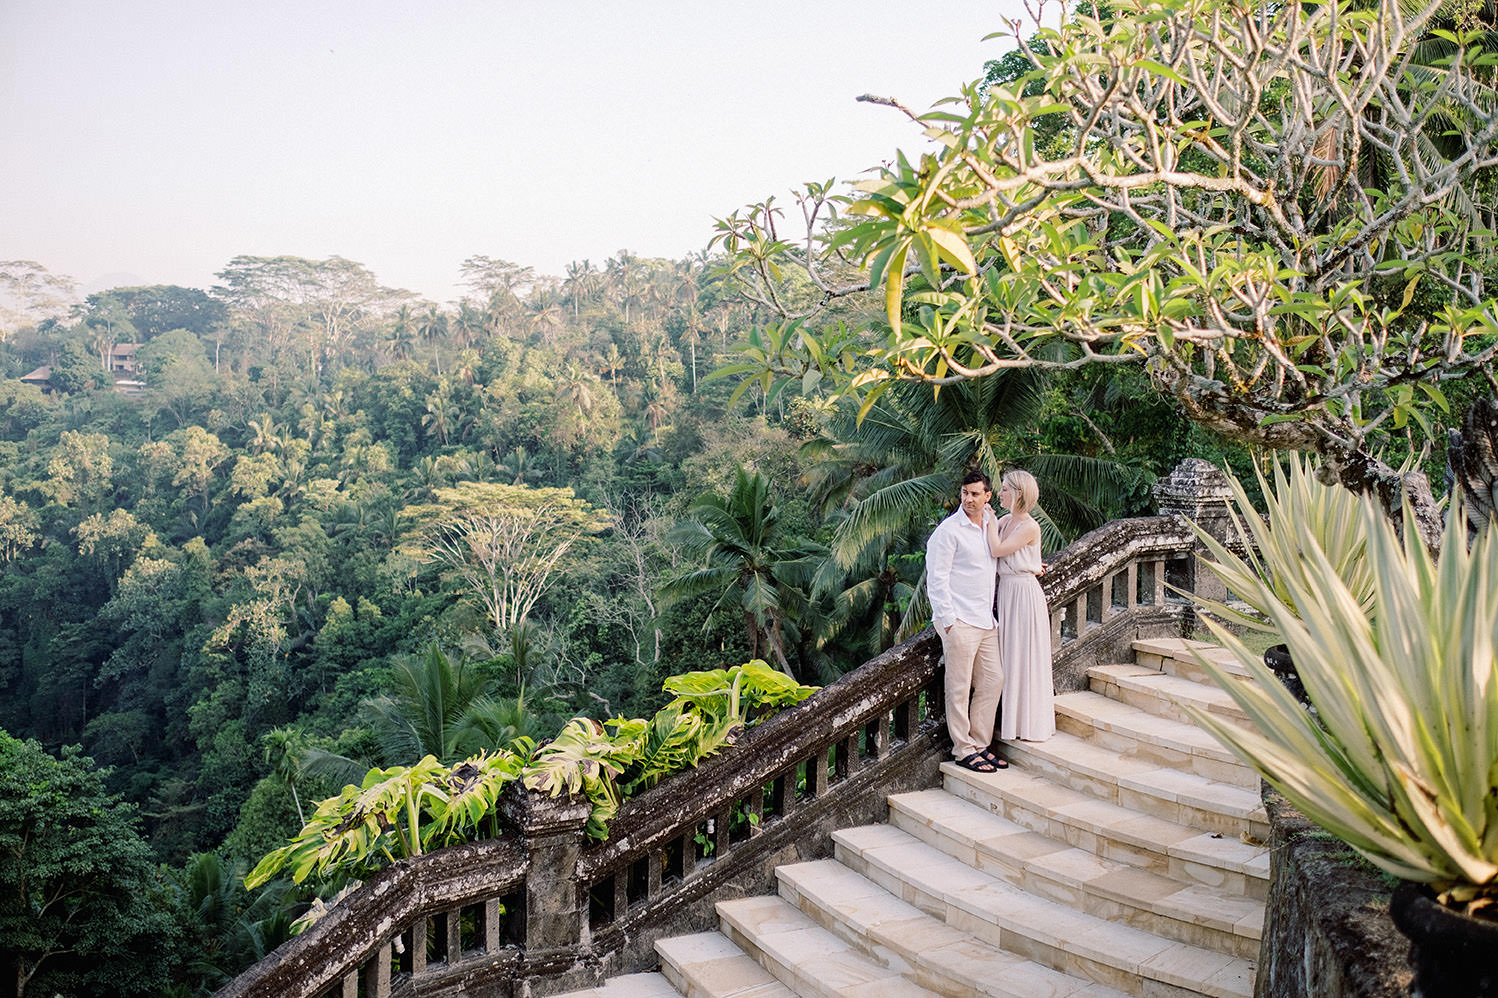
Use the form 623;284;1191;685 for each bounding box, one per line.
1;1;1040;304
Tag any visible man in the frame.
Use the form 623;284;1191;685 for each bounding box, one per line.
926;470;1007;772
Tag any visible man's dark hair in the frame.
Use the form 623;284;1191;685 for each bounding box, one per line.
960;470;991;491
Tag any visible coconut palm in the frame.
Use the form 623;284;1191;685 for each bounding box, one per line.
261;725;311;823
384;305;418;363
662;468;826;676
806;370;1152;572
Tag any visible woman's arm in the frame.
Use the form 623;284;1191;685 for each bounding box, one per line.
986;514;1040;557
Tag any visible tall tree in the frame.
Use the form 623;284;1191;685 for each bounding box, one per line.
0;261;79;341
212;255;410;378
402;482;608;637
81;285;226;339
0;733;179;998
715;0;1498;546
663;468;825;675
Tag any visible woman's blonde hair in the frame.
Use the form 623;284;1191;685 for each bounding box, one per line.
1002;469;1039;515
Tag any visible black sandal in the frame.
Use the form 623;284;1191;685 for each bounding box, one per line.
955;751;998;773
980;749;1010;769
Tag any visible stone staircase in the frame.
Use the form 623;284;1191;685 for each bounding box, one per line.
558;639;1269;998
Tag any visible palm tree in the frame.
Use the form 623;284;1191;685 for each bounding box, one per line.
806;370;1147;567
605;251;644;324
451;301;485;351
360;644;491;763
643;389;669;442
247;414;282;454
555;363;595;417
563;259;597;317
662;468;826;676
525;290;566;344
600;342;624;386
422;388;455;446
385;304;418;363
261;725;310;824
798;371;1154;654
418;305;448;374
297;643;539;790
496;445;538;485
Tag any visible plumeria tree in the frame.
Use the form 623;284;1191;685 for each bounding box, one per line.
714;0;1498;548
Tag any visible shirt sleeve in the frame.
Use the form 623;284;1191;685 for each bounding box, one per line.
926;523;956;630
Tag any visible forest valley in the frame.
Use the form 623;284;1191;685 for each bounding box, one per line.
0;249;1254;997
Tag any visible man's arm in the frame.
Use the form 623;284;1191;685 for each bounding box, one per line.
926;523;956;631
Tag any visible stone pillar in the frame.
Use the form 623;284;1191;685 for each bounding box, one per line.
498;784;599;996
1152;457;1237;613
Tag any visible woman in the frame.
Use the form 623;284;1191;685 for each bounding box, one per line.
985;469;1055;742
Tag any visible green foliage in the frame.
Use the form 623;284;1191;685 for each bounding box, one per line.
0;732;180;998
713;0;1498;543
524;659;817;839
244;748;527;892
246;659;815;891
1190;484;1498;910
1190;454;1377;633
663;468;826;676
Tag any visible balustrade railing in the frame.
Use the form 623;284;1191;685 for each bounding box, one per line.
1040;515;1198;691
217;460;1227;998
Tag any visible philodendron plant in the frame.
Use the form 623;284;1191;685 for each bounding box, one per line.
1189;488;1498;916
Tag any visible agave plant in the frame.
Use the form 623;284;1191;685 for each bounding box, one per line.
1191;453;1377;633
1188;492;1498;913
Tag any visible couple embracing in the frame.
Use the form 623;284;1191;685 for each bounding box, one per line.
926;469;1056;774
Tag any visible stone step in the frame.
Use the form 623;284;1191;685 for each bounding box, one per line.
832;824;1255;998
1086;664;1253;731
776;858;1131;998
1132;637;1255;687
1054;690;1258;789
715;895;939;997
886;789;1263;959
554;971;685;998
987;735;1269;841
942;763;1271;901
655;931;797;998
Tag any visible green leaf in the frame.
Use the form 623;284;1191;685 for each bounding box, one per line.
925;222;977;275
885;244;909;338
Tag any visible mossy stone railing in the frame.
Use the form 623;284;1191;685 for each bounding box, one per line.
215;459;1223;998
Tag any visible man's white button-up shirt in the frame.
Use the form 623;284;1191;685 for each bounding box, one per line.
926;508;997;631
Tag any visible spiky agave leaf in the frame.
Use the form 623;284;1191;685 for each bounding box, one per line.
1189;455;1376;633
1190;492;1498;893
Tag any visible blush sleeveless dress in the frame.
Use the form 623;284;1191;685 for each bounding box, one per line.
996;519;1056;741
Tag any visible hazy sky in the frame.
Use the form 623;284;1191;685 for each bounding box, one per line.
2;2;1038;303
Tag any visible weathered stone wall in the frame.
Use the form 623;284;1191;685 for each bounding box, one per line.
1256;789;1412;998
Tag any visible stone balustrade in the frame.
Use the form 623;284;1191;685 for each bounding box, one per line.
214;458;1233;998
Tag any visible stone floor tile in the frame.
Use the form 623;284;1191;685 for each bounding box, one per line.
1029;845;1117;887
657;931;748;965
1139;940;1242;993
717;895;816;940
597;973;684;998
1088;864;1182;906
1164;883;1264;930
831;823;914;855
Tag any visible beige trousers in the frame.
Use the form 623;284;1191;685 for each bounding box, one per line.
939;620;1004;759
